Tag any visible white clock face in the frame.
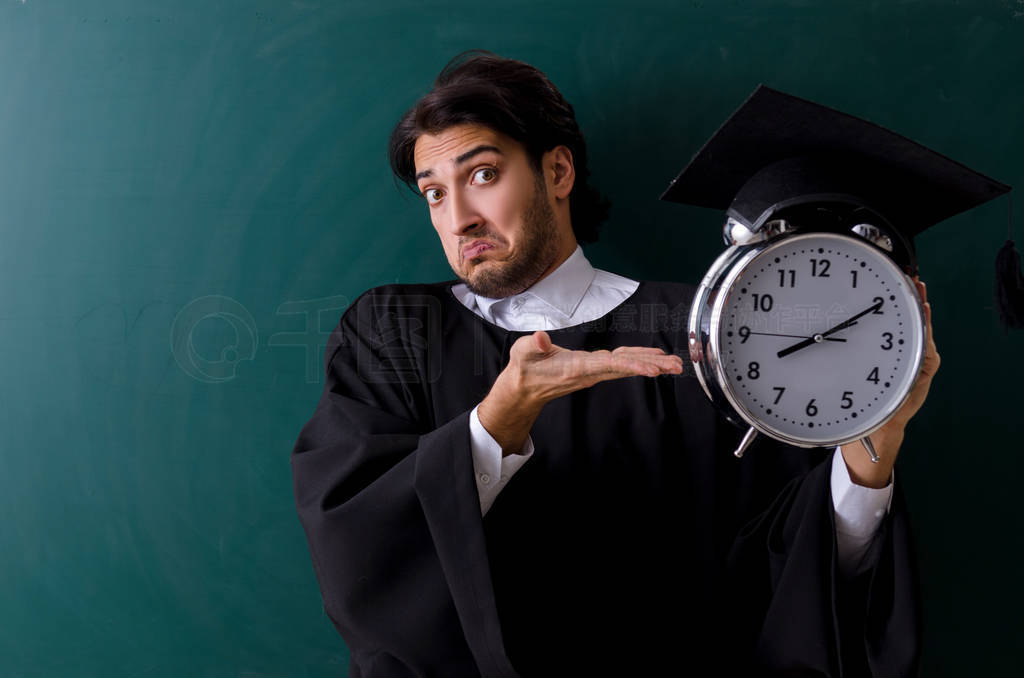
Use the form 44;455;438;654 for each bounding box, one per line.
712;232;925;446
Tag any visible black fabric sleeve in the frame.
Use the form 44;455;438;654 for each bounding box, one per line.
724;443;922;677
290;292;518;677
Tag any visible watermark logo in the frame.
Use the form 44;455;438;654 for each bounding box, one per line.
268;295;350;384
169;295;258;383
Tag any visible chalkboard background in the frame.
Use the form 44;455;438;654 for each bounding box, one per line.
2;1;1021;675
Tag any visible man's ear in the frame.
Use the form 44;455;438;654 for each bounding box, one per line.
544;145;575;200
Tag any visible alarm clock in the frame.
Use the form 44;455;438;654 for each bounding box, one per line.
687;210;927;460
660;85;1009;461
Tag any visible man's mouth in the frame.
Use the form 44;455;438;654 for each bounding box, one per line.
462;241;495;259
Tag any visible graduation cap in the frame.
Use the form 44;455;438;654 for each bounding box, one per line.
659;85;1024;331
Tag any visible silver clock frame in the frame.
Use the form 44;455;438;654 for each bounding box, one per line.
687;229;927;458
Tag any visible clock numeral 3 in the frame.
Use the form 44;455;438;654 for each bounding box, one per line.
881;332;893;350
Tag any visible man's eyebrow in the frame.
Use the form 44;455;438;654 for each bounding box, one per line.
415;145;504;183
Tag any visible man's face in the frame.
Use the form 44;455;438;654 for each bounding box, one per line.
413;123;564;299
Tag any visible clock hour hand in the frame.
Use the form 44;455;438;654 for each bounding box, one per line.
776;300;883;358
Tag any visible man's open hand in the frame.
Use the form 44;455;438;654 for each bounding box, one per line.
477;331;683;456
504;330;684;408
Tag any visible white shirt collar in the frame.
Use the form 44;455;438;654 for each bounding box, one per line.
470;244;595;320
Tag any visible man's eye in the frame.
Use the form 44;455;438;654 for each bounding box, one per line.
424;188;442;203
474;167;497;183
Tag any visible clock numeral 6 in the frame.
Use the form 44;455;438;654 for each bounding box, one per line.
841;390;854;409
806;398;818;416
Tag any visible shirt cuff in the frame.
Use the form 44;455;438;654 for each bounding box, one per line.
469;404;535;516
831;445;894;577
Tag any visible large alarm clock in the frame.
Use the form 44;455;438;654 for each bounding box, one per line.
664;85;1009;461
687;211;928;461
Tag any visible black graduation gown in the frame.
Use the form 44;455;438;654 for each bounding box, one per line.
290;279;922;677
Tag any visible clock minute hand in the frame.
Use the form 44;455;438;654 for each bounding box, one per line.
776;300;883;359
819;300;883;338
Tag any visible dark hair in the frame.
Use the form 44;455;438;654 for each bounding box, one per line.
387;49;610;244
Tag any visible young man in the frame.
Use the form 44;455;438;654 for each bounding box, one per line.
291;50;936;676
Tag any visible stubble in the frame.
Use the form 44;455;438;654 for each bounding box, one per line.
459;172;561;299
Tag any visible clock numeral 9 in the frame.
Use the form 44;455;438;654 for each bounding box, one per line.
738;326;750;343
747;362;760;379
841;391;854;409
806;398;818;416
810;258;831;277
752;293;773;312
881;332;893;350
778;269;796;287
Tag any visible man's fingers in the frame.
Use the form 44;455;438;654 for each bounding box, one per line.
517;338;683;386
917;281;940;380
613;345;671;353
607;347;683;373
533;330;552;353
591;349;683;378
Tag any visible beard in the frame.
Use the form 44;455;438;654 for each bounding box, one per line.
457;173;561;299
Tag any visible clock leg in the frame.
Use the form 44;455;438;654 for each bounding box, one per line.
733;426;759;458
861;435;880;463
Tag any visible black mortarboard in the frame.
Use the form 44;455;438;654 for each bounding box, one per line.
659;85;1022;329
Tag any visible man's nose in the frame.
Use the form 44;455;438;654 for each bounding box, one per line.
445;189;482;236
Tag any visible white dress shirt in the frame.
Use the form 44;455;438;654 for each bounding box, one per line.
452;244;893;577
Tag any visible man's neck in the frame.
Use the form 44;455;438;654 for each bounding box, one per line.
530;235;579;288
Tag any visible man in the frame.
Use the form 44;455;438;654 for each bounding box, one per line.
291;50;937;676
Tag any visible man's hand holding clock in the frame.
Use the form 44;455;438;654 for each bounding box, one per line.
840;276;941;488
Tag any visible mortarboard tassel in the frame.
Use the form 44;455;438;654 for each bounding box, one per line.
995;194;1024;330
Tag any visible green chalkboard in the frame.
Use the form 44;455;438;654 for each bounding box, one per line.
1;0;1021;675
